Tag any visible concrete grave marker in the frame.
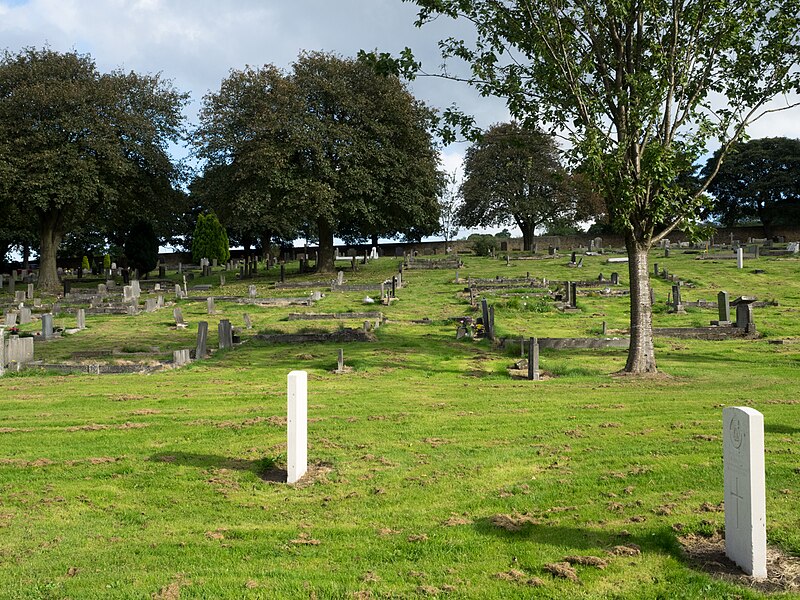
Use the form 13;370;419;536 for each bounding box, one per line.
287;370;308;484
173;308;187;329
27;283;34;300
173;349;191;366
14;291;25;303
207;297;215;315
76;309;86;330
723;406;767;578
5;312;17;328
737;247;744;269
19;307;32;325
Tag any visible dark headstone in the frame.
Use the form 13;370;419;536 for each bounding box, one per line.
196;321;209;358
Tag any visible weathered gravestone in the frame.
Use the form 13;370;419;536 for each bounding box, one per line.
173;349;191;366
19;307;31;325
716;291;731;324
287;370;308;484
218;319;233;349
248;285;257;299
4;312;16;327
145;298;157;313
0;329;4;376
14;291;25;303
723;406;767;578
207;297;215;315
173;308;187;329
76;309;86;330
41;314;53;340
527;337;539;381
732;297;757;333
196;321;209;358
610;272;619;285
27;283;34;300
243;313;252;330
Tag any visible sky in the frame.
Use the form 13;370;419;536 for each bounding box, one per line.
1;0;799;243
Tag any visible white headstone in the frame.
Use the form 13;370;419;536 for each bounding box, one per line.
737;247;744;269
287;370;308;484
723;406;767;579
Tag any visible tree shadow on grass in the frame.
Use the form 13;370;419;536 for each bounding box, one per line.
765;423;800;435
149;451;286;482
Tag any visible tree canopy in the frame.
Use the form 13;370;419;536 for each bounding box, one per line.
402;0;800;373
704;137;800;233
458;122;577;251
0;47;187;290
193;52;443;271
192;212;231;265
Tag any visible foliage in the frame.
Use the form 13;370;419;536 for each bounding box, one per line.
192;212;230;264
124;221;159;275
80;256;90;272
0;47;187;291
703;137;800;231
103;254;111;271
459;122;577;251
193;52;443;271
438;171;461;245
468;233;497;256
403;0;800;373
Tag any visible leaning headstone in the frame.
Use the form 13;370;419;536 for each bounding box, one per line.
737;247;744;269
723;406;767;579
19;307;32;324
196;321;209;358
41;313;53;340
243;313;252;330
76;308;86;330
173;307;186;329
218;319;233;349
287;370;308;484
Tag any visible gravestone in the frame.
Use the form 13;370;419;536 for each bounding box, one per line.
337;271;344;286
723;407;767;578
248;285;257;299
576;257;583;268
145;298;157;313
610;272;619;285
527;337;539;381
174;284;182;298
569;282;578;309
218;319;233;349
173;349;191;366
157;295;164;308
219;274;225;287
0;330;4;376
311;291;322;301
207;297;215;315
5;312;17;328
173;307;187;329
280;264;285;283
14;291;25;303
654;263;659;276
126;305;138;316
670;284;684;313
737;247;744;269
19;307;31;324
41;314;53;340
337;348;344;373
98;283;107;294
481;298;491;340
732;297;756;333
7;335;34;367
123;286;134;303
243;313;252;330
76;309;86;330
27;283;34;300
718;291;731;323
196;321;209;358
7;276;13;293
287;370;308;484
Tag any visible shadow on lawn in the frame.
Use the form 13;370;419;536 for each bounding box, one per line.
473;516;681;556
765;423;800;435
149;451;287;482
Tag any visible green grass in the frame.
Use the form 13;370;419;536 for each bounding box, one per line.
1;249;799;598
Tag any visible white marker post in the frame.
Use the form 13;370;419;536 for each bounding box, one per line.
287;370;308;484
723;406;767;578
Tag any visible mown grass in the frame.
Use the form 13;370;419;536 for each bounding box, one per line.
1;248;799;599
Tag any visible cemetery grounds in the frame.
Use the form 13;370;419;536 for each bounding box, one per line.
0;248;799;599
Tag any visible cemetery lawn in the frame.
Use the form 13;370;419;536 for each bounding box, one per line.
1;250;799;599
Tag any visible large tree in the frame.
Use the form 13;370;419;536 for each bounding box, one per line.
704;137;800;234
400;0;800;373
194;52;443;272
0;48;187;291
458;122;576;251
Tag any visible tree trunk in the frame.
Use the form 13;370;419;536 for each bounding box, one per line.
371;233;379;247
521;223;535;252
624;233;657;373
37;213;63;293
316;219;335;273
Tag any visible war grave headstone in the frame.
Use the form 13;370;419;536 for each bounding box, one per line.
287;370;308;484
723;406;767;578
